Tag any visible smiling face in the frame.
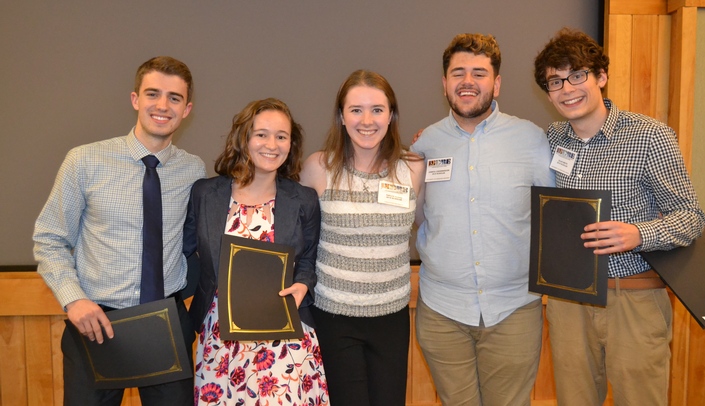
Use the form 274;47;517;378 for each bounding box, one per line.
443;51;500;131
341;85;391;155
545;67;608;138
248;109;292;177
130;71;192;150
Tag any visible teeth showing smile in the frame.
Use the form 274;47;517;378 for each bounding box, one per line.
261;153;278;158
563;97;583;105
358;129;377;136
458;89;478;97
152;115;170;121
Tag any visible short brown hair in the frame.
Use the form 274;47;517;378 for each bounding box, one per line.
534;28;609;93
214;98;304;185
134;56;194;102
443;33;501;76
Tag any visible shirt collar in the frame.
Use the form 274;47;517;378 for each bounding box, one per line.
126;127;174;165
449;100;500;136
562;98;619;142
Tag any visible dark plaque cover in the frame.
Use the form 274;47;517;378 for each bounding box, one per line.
641;233;705;329
530;187;611;305
64;298;192;389
217;235;303;341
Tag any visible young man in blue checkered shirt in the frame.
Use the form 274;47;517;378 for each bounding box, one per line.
534;28;705;406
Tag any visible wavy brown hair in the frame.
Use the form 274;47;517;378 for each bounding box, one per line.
214;98;304;186
443;33;501;77
534;28;609;93
321;69;417;189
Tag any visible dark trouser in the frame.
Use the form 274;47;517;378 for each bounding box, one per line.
62;298;195;406
311;305;410;406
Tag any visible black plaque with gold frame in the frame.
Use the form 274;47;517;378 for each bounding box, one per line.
217;235;303;341
529;187;611;305
64;298;192;389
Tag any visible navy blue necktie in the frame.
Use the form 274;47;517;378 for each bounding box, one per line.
140;155;164;303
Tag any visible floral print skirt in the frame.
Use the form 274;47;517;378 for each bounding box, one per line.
194;292;329;405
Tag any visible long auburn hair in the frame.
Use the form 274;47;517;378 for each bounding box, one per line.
321;69;416;189
214;98;303;186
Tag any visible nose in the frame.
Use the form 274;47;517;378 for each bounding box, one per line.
156;95;168;110
264;134;277;148
361;110;373;125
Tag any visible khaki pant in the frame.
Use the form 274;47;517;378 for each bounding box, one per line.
547;288;672;406
416;298;542;406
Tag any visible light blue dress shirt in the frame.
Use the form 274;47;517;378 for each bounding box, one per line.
411;101;554;327
34;130;206;309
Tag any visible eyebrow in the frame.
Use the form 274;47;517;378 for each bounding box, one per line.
142;87;185;99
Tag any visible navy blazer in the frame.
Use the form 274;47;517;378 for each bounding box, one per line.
183;175;320;333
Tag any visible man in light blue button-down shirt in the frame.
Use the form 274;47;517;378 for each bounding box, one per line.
33;56;206;406
412;33;554;406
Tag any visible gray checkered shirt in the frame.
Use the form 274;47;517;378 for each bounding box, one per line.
547;99;704;277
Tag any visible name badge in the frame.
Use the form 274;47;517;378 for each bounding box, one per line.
549;146;577;176
378;180;411;208
425;157;453;182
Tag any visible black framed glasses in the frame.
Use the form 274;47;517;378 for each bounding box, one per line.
545;69;592;92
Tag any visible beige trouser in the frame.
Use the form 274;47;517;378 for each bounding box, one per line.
416;298;542;406
547;288;672;406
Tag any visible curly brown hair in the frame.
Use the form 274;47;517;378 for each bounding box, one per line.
534;28;609;93
442;33;501;77
214;98;303;186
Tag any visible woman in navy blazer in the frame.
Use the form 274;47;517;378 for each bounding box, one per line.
183;98;328;406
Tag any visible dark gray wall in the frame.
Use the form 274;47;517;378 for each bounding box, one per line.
0;1;600;265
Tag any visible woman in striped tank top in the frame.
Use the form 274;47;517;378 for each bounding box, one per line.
300;70;425;406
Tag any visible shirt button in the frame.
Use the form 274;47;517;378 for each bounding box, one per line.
470;197;475;202
475;261;480;265
471;138;475;142
478;289;483;294
469;165;474;170
472;230;478;234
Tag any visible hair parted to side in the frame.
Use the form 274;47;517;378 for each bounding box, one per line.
533;28;609;93
443;33;502;76
322;69;417;190
214;98;304;186
134;56;194;102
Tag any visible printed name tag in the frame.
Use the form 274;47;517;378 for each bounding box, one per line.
549;146;577;176
425;157;453;182
378;181;411;208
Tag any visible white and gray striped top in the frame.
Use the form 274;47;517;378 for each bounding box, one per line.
314;161;416;317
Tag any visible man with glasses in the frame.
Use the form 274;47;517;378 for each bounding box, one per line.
534;28;704;405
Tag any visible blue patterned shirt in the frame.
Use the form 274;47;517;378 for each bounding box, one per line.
33;130;206;309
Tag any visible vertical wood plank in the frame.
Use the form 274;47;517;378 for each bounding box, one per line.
606;14;633;109
630;15;659;116
532;300;555;400
0;317;28;406
50;316;65;406
669;292;691;405
686;317;705;404
668;6;698;171
24;316;55;405
654;15;672;123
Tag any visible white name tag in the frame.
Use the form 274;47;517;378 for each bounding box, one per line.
377;180;411;208
550;146;577;176
425;157;453;182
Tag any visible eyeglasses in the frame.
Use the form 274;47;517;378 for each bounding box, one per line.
544;69;592;92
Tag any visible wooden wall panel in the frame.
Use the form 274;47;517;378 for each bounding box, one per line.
24;317;55;406
605;14;633;108
0;317;28;406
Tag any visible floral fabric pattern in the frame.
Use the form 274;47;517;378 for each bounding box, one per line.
194;199;329;405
